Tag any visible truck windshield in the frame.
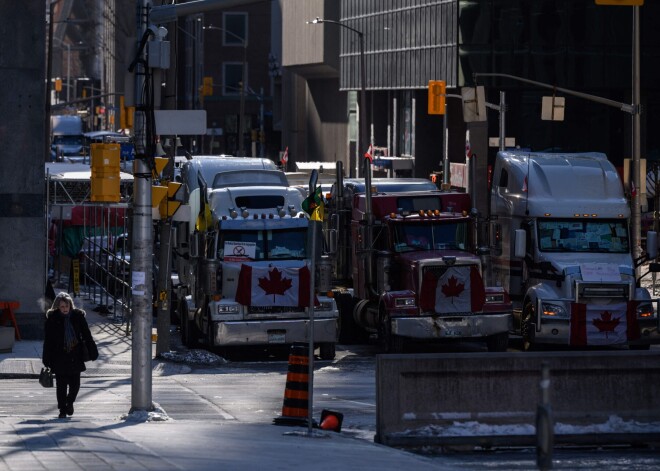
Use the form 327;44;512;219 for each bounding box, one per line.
218;228;307;260
537;219;629;253
393;221;468;252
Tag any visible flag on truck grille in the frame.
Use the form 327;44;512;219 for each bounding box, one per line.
419;265;485;313
569;301;640;346
235;264;317;307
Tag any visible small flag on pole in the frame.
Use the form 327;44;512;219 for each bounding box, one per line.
465;130;472;160
281;146;288;166
364;144;373;161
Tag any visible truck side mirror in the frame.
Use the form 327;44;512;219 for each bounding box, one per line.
514;229;526;259
647;231;658;260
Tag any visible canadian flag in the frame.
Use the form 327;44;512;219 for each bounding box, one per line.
235;264;317;307
569;302;640;346
281;146;289;166
419;266;485;313
364;144;373;161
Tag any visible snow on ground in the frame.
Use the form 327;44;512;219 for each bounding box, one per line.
159;349;228;365
392;415;660;438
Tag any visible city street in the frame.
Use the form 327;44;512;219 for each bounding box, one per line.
2;300;659;470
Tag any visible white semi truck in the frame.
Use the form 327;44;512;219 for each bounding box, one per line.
172;156;338;358
488;151;660;350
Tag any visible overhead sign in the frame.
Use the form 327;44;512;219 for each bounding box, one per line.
461;86;487;122
541;96;565;121
154;110;207;135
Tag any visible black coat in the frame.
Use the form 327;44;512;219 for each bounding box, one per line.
42;308;92;375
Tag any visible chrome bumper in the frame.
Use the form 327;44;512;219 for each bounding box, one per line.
211;318;338;346
392;313;511;340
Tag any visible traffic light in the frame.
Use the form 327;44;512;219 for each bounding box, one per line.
201;76;213;96
428;80;446;115
119;96;134;129
90;143;121;202
151;157;182;219
54;78;62;92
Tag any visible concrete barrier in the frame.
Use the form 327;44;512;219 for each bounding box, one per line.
375;351;660;448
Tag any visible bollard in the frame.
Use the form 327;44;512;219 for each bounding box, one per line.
536;362;554;470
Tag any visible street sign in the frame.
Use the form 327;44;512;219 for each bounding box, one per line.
489;137;516;148
120;143;135;161
461;87;487;122
541;96;565;121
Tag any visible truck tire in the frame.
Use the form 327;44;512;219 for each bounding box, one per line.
379;312;404;353
486;331;509;352
319;343;336;360
206;313;215;348
337;293;367;344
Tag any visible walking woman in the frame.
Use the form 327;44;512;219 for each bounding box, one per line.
42;292;93;418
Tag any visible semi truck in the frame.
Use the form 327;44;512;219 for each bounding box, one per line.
172;156;338;358
50;115;84;157
325;161;512;352
488;150;660;350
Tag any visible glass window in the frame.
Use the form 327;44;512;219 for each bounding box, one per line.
223;62;243;96
393;222;468;252
537;219;629;253
222;12;247;46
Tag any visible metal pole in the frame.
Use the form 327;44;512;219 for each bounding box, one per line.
45;3;54;161
131;0;153;412
239;41;247;156
66;43;71;103
442;115;449;188
259;86;265;157
307;220;317;436
499;91;506;151
632;5;641;266
358;32;367;178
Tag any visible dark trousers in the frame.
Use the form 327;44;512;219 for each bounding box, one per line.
55;372;81;410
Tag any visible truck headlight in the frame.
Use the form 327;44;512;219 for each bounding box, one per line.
316;301;334;311
485;293;504;303
217;304;240;314
395;297;416;307
637;303;655;318
541;303;568;318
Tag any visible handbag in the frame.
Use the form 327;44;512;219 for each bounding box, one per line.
80;337;98;362
39;367;54;388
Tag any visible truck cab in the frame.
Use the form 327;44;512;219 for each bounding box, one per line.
489;150;659;350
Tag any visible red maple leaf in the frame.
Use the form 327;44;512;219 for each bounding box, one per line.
441;276;465;303
592;311;620;339
258;268;293;301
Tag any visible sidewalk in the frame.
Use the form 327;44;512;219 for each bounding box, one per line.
0;295;455;470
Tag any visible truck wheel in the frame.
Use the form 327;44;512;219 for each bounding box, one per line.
522;301;535;351
206;313;215;348
379;314;404;353
486;331;509;352
319;343;336;360
337;293;364;344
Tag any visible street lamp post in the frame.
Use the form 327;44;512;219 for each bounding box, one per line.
204;25;248;156
308;17;367;178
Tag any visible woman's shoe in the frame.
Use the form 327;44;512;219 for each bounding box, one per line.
66;403;74;416
58;409;66;419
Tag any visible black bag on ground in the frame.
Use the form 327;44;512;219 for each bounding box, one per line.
39;367;54;388
80;337;98;362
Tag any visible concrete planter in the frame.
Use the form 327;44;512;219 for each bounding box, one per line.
0;326;15;353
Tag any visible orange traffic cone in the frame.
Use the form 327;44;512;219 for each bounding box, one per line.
273;343;315;427
319;409;343;432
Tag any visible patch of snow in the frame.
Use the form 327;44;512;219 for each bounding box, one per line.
120;402;172;423
159;349;228;365
392;415;660;438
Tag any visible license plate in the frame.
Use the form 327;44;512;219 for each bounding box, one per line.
268;331;286;344
444;329;463;337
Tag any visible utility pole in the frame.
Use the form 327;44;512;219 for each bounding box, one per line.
130;0;154;412
128;0;273;413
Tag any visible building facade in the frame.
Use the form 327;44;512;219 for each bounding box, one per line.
280;0;660;205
